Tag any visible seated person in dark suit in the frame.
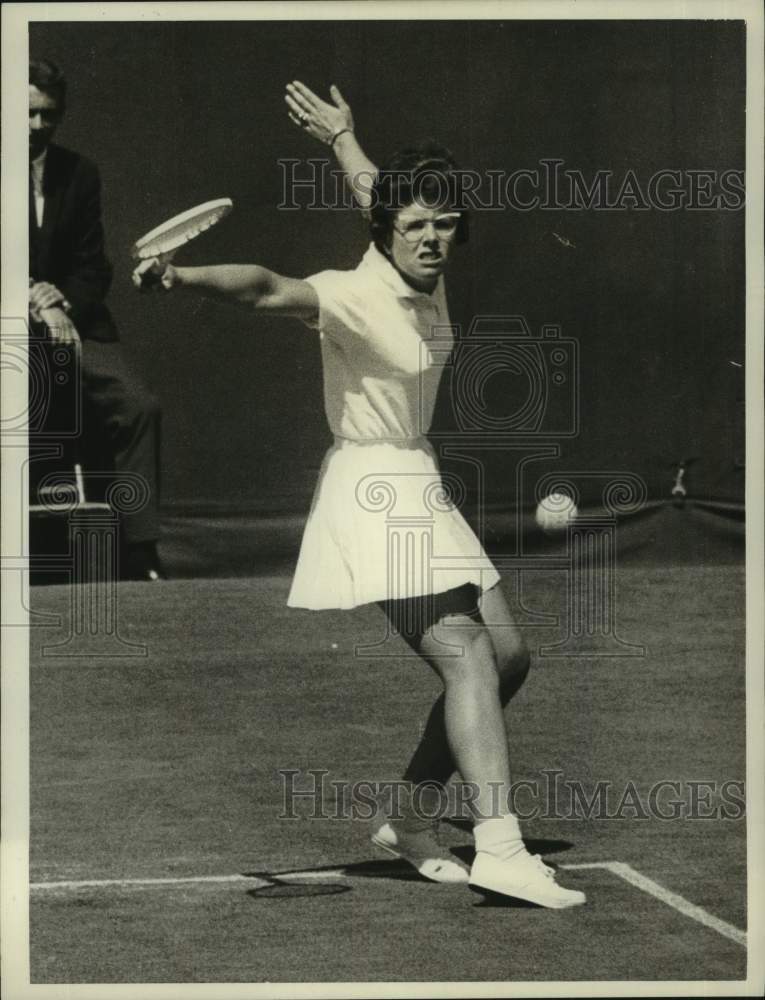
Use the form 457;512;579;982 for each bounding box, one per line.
29;58;165;581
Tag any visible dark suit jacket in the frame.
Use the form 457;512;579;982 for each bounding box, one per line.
30;144;118;341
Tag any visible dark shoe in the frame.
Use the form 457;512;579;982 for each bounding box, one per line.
122;542;167;582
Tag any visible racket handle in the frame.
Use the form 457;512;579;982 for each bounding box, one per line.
133;257;171;289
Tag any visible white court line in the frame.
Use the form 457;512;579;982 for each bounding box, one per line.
561;861;747;948
31;860;747;950
29;869;353;892
30;873;266;891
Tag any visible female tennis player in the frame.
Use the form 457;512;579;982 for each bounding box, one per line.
133;83;585;909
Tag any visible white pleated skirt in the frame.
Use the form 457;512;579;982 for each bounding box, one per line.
287;436;501;610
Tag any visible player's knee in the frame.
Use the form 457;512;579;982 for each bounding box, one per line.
426;619;502;692
496;633;531;695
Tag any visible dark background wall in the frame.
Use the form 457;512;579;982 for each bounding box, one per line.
30;19;746;512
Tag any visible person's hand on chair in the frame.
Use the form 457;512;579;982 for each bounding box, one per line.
30;280;74;335
39;304;81;348
30;280;69;312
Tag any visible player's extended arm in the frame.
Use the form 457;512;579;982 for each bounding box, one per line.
285;81;378;211
133;260;318;321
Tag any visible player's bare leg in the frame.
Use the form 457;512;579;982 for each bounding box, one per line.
402;583;530;789
369;588;494;884
416;611;585;907
416;613;516;821
371;585;525;884
373;584;585;906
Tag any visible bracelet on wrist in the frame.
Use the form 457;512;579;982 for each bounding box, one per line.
330;127;353;147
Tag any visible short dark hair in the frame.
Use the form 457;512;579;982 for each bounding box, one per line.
369;142;470;252
29;58;67;113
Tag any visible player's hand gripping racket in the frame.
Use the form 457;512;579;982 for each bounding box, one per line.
132;197;233;289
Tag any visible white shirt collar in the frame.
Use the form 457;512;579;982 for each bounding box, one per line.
31;148;47;182
359;243;443;301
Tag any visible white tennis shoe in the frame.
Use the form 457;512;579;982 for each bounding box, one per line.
470;850;586;908
371;820;470;883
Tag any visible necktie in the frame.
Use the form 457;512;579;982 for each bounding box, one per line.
29;166;39;279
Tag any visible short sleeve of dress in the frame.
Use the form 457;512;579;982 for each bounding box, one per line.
303;270;369;347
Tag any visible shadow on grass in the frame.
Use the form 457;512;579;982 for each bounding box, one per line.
246;880;352;901
244;836;575;901
468;886;549;909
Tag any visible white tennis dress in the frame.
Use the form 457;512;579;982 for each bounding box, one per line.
287;243;501;610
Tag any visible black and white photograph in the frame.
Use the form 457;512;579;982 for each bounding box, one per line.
1;0;763;995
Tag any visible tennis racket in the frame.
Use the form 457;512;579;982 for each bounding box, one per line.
131;198;233;261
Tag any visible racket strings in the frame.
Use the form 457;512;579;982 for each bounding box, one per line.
133;199;232;259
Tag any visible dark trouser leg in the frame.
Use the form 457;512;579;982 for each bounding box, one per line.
80;339;161;544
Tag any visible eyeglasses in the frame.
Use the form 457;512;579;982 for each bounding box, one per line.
392;213;461;244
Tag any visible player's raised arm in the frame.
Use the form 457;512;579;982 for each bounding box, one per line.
285;81;377;212
133;260;318;322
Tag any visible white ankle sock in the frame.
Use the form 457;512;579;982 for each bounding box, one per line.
474;815;526;861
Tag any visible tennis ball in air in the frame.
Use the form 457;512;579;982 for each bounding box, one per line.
535;492;578;533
